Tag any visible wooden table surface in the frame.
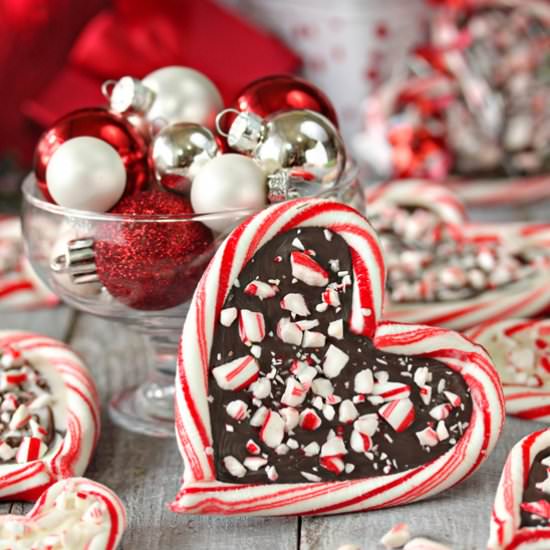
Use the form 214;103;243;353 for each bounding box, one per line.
1;202;549;550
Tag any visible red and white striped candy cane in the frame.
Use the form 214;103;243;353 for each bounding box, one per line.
0;331;100;501
0;477;126;550
171;198;503;516
488;428;550;550
365;179;467;225
0;216;58;311
468;319;550;423
386;223;550;330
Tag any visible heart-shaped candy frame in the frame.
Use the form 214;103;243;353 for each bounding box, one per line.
367;181;550;330
0;477;126;549
172;198;504;516
0;331;100;501
488;428;550;550
0;216;58;311
468;319;550;423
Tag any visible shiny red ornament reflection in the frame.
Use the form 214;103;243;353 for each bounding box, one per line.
33;107;149;203
225;74;338;133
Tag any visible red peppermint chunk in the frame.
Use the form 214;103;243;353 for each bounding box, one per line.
244;280;279;299
260;410;285;448
15;436;47;464
429;403;452;421
4;370;27;386
290;251;329;287
238;310;266;345
0;346;23;368
373;381;411;402
212;356;259;391
443;391;461;407
246;439;261;455
538;354;550;375
350;429;373;453
281;377;308;407
320;437;347;475
322;287;340;307
9;404;30;430
299;408;322;430
521;500;550;520
416;426;440;447
378;398;415;432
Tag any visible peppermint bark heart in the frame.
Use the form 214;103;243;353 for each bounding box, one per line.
172;199;504;516
209;227;472;484
489;428;550;550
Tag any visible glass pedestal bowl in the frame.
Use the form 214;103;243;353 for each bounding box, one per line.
21;166;362;437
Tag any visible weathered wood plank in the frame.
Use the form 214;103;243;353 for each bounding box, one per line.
69;314;298;550
0;306;74;340
300;417;542;550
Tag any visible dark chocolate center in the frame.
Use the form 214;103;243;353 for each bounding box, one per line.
209;227;472;484
520;448;550;528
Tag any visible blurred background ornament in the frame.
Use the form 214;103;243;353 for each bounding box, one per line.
190;154;267;231
151;123;220;196
46;137;127;212
219;108;346;199
33;107;149;204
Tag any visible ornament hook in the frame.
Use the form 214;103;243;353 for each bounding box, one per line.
215;109;241;137
101;80;117;101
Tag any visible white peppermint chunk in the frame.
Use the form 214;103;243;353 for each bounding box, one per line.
321;436;347;457
328;319;344;340
220;307;238;327
226;400;249;421
323;345;350;378
353;414;379;436
250;378;271;399
260;411;285;448
238;310;266;345
280;407;299;432
276;318;303;346
223;456;246;478
303;442;320;456
302;331;326;348
311;378;334;398
250;406;268;427
354;369;374;394
339;399;359;423
243;456;267;471
380;523;411;549
280;293;310;317
292;361;318;385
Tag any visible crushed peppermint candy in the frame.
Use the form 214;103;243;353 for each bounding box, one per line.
0;346;57;464
209;228;472;483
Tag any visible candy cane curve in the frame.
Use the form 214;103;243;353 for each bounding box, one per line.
468;319;550;423
0;331;100;501
365;179;467;226
172;198;504;516
488;428;550;550
0;477;126;550
0;216;58;312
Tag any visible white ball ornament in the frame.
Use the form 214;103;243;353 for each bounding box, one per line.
191;154;267;232
143;66;223;129
46;136;126;212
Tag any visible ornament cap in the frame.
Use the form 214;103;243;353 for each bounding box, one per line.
51;238;99;285
267;170;318;203
216;109;265;153
103;77;156;115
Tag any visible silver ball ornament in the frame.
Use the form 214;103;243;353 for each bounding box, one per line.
143;66;223;129
151;123;220;195
220;109;346;202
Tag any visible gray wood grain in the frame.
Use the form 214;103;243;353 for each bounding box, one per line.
69;315;298;550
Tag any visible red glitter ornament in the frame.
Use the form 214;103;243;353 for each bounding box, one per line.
33;108;149;203
95;190;214;311
222;74;338;135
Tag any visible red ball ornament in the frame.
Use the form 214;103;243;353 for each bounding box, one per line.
95;190;214;311
33;108;149;203
224;74;338;134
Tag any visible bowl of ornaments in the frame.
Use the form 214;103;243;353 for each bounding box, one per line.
21;67;360;438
